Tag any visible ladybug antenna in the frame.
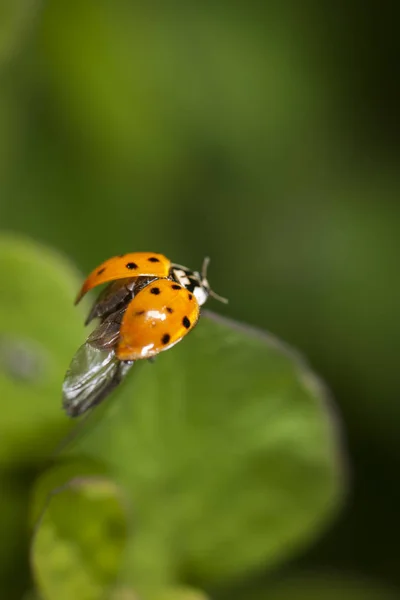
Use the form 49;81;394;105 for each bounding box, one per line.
201;257;229;304
201;256;211;279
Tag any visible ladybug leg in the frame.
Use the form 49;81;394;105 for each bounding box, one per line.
148;356;157;364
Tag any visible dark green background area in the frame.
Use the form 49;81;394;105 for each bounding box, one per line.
1;1;399;598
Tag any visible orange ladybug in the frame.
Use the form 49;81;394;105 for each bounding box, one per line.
62;253;227;417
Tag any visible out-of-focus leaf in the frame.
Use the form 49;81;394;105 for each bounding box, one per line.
0;234;85;463
239;573;400;600
8;235;342;593
29;459;108;529
31;476;128;600
60;310;344;588
0;235;90;597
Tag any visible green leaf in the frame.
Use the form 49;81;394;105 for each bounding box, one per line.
60;311;344;588
31;476;128;600
0;234;85;464
29;458;109;530
0;234;88;596
240;573;400;600
6;234;342;592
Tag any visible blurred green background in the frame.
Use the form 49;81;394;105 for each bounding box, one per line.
1;1;399;598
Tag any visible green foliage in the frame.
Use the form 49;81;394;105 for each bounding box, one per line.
0;235;84;463
56;310;342;591
0;235;90;597
0;234;343;598
1;1;399;597
32;477;127;600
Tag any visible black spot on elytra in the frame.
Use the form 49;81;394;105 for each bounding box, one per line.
135;310;145;316
166;307;173;313
161;333;171;345
148;256;160;263
182;316;191;329
97;267;106;275
171;284;181;290
188;293;193;300
126;262;138;270
150;287;161;295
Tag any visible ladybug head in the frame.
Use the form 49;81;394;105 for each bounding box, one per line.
171;258;228;307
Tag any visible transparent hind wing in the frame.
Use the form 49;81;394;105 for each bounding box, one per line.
86;307;126;350
62;342;133;417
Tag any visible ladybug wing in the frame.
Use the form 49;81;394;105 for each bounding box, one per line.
86;307;126;350
84;278;136;325
117;279;200;360
62;342;133;417
75;252;171;304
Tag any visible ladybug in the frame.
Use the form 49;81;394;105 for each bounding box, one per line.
62;253;227;417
